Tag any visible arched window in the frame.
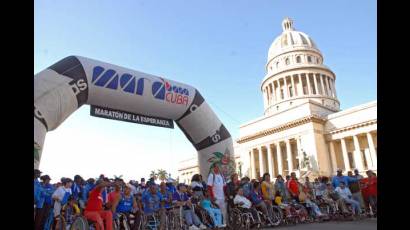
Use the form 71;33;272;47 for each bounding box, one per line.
296;56;301;63
285;58;290;65
276;62;279;68
307;56;312;63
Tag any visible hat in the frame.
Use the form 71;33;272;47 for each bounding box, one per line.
34;169;42;174
40;175;51;181
166;178;175;183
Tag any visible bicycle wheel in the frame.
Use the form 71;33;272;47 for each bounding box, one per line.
70;216;89;230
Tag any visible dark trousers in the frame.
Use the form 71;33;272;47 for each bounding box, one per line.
34;203;52;230
122;211;142;230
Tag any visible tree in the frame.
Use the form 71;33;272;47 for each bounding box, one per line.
157;169;168;182
149;170;158;179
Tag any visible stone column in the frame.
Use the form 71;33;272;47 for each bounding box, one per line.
266;144;274;177
258;146;265;177
331;78;337;97
276;142;283;176
296;137;303;170
366;132;377;169
312;73;319;95
275;80;280;102
305;73;312;95
250;149;256;179
297;74;304;95
286;139;294;173
284;77;289;99
329;141;338;173
364;149;372;170
270;83;275;104
319;74;326;96
340;138;351;171
291;75;296;97
353;135;364;172
327;76;333;97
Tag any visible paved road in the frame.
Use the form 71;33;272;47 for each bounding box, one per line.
266;218;377;230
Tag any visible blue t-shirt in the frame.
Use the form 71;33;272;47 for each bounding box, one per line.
166;185;177;195
142;191;163;214
42;183;55;205
34;179;41;204
242;182;252;198
82;183;95;202
71;182;83;200
249;190;263;205
332;176;358;188
117;194;134;213
172;191;191;210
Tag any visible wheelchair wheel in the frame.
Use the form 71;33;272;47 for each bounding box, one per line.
70;215;89;230
270;206;283;226
229;208;242;229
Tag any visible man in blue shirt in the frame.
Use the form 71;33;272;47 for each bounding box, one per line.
72;175;84;209
142;183;166;229
34;169;42;206
34;174;54;230
116;185;141;230
332;169;358;188
82;178;96;206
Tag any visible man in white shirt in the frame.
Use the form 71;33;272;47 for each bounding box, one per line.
233;187;260;225
52;178;73;217
335;181;361;215
207;165;227;225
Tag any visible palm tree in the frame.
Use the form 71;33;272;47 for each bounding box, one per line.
149;170;157;179
157;169;168;182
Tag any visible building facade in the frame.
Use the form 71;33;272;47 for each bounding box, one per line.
178;17;377;180
236;18;377;179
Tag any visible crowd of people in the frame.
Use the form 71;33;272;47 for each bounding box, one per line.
34;165;377;230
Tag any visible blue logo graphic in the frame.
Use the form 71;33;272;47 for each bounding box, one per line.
92;66;147;95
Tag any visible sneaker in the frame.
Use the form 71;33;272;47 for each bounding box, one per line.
199;224;207;229
218;223;227;228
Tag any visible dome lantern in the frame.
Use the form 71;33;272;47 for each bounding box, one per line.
282;17;294;31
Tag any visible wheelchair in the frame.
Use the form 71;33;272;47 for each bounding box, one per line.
229;205;260;229
113;212;131;230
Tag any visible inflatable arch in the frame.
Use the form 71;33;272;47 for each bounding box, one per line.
34;56;235;179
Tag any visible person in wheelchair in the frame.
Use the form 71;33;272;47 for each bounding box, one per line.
200;190;226;228
142;182;167;230
84;179;119;230
274;191;292;217
249;181;274;225
233;187;260;225
115;184;141;230
172;183;207;230
335;181;362;216
299;183;326;219
322;183;349;214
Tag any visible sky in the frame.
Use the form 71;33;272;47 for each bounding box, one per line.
34;0;376;182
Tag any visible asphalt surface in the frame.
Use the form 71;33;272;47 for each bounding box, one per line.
266;218;377;230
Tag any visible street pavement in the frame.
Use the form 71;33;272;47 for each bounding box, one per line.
266;218;377;230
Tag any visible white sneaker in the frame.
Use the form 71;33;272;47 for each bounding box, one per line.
218;224;227;228
189;225;199;230
199;224;207;229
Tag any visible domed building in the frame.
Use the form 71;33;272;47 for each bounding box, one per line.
178;17;376;181
236;18;377;178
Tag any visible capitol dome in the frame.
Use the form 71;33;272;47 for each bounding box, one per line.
261;17;340;116
267;17;320;62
